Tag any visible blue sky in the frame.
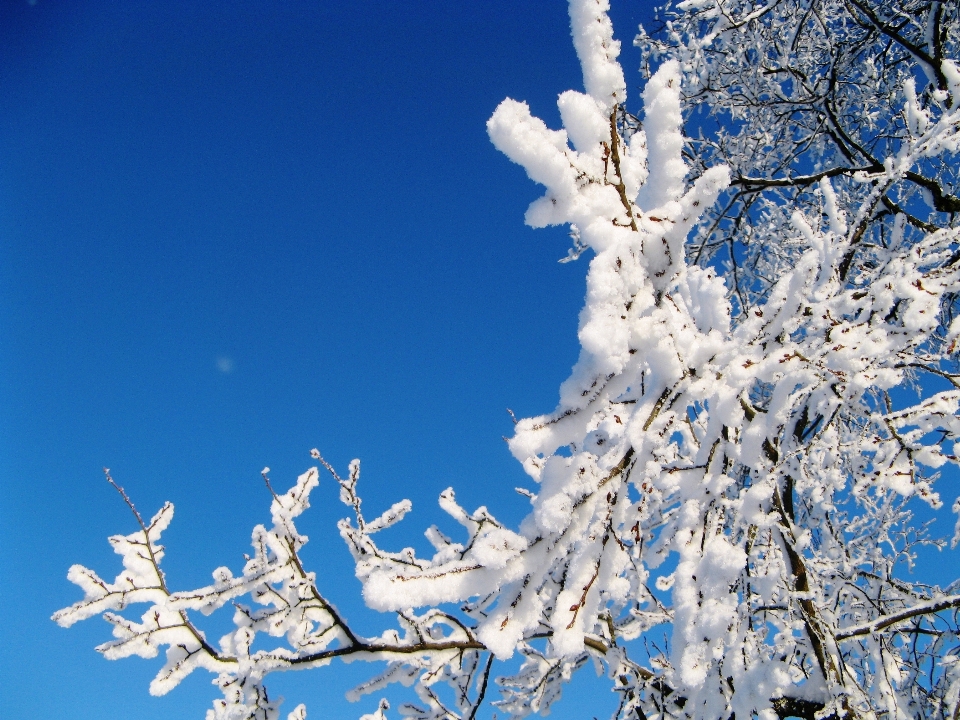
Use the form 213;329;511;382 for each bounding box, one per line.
0;2;657;718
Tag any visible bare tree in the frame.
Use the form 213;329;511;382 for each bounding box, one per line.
56;1;960;718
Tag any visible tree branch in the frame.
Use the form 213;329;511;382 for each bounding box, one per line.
835;594;960;640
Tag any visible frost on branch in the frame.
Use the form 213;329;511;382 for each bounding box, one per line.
56;1;960;719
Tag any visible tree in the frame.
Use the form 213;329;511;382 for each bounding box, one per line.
54;0;960;718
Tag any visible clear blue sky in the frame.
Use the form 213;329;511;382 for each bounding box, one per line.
0;2;657;718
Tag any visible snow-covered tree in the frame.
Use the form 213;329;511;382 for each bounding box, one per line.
55;1;960;718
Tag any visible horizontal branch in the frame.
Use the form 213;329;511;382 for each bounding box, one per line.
731;165;877;189
835;594;960;640
287;638;486;665
904;170;960;213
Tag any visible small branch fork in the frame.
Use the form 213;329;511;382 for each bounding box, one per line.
103;468;234;665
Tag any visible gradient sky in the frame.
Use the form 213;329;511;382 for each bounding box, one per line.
0;2;659;719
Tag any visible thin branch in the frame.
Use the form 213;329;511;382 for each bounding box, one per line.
836;594;960;640
103;469;236;665
466;653;494;720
